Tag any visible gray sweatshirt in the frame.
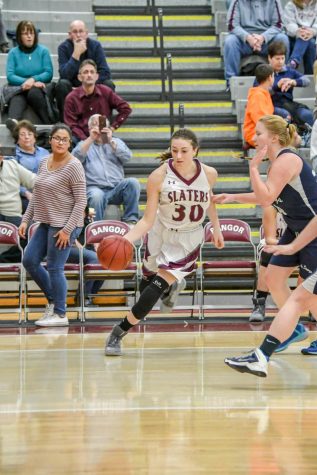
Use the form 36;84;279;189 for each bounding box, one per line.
227;0;284;43
283;1;317;37
0;159;35;217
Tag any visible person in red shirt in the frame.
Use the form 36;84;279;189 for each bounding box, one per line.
64;59;132;144
243;64;274;148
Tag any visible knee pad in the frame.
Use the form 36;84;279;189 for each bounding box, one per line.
139;275;155;294
132;275;169;320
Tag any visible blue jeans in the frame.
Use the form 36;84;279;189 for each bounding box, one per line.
87;178;140;222
67;247;104;296
0;214;21;227
224;33;289;80
23;224;82;315
274;99;314;127
289;37;316;74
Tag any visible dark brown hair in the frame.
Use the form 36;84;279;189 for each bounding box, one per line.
255;64;274;84
16;21;38;48
268;41;287;58
79;59;97;72
12;119;37;144
157;128;200;162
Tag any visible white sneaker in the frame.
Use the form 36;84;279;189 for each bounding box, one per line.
224;348;268;378
34;303;54;325
34;313;69;327
160;279;186;313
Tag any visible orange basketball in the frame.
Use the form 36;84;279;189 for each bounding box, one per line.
97;235;133;270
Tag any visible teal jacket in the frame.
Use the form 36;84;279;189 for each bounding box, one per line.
6;44;53;85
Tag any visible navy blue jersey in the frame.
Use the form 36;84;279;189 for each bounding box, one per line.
272;149;317;232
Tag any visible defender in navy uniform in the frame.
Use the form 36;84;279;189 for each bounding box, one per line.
213;114;317;376
105;128;224;356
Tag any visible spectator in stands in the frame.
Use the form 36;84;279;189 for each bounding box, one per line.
5;21;53;130
64;59;132;144
8;120;48;212
55;20;115;120
310;118;317;171
73;114;140;224
0;1;9;53
283;0;317;74
19;124;86;327
243;64;274;148
268;40;314;144
224;0;289;90
0;149;35;228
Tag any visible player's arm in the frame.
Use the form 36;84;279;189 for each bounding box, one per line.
262;206;278;244
265;215;317;255
124;166;165;244
249;150;302;207
203;165;224;249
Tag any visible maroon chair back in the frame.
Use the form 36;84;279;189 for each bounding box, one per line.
0;221;20;246
204;219;252;244
84;220;130;246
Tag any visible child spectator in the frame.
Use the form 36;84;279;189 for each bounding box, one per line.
283;0;317;74
243;64;274;148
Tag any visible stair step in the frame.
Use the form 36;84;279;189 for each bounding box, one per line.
129;101;233;117
106;47;221;57
130;149;245;166
93;2;210;14
108;56;221;71
98;35;217;49
122;91;231;102
115;78;226;94
116;124;239;141
96;14;213;28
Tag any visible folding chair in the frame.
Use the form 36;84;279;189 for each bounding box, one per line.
24;222;83;321
80;220;139;321
138;233;201;318
200;218;257;316
0;221;24;323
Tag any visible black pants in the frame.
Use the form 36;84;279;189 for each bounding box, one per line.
8;86;51;124
55;78;116;121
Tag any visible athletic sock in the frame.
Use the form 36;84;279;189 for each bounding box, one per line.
119;316;134;332
256;290;269;301
259;335;281;359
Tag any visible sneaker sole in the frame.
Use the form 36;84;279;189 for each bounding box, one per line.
224;360;267;378
275;330;309;353
249;317;265;323
301;348;317;355
105;349;122;356
35;321;69;327
160;280;186;313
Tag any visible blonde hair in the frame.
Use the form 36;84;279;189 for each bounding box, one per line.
157;128;199;162
258;115;297;147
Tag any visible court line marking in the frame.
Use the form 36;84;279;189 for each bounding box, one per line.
0;405;315;415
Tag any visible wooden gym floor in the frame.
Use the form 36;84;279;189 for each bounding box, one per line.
0;320;317;474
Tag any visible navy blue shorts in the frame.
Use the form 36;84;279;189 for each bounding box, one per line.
269;227;317;279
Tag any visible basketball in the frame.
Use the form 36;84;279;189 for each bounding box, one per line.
97;235;133;270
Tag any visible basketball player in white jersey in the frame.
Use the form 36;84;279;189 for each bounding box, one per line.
105;128;224;356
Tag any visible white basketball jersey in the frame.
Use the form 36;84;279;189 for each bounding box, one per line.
158;159;211;230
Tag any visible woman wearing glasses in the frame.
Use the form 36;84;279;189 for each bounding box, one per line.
18;124;87;327
5;20;53;130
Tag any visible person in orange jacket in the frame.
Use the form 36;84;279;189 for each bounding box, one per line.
243;64;274;148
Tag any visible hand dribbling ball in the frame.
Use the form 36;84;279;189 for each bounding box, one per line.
97;235;133;270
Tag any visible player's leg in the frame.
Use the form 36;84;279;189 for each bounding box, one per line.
105;269;176;356
225;284;314;377
249;249;271;322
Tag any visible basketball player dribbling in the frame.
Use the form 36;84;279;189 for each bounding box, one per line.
105;128;224;356
213;115;317;377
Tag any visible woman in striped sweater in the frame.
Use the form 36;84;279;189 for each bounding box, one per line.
19;124;87;327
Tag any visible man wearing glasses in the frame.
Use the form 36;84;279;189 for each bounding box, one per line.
55;20;115;120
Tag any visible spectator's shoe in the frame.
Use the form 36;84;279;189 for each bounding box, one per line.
34;303;54;326
225;80;230;93
249;297;266;322
35;313;69;327
160;279;186;314
288;59;298;69
301;340;317;355
105;325;127;356
5;118;18;134
0;43;10;53
274;323;309;353
224;348;268;377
